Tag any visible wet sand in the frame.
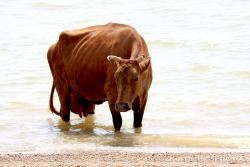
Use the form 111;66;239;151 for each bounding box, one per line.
1;151;250;167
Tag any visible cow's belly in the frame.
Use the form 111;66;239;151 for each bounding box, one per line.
64;40;110;102
67;66;108;103
78;80;107;102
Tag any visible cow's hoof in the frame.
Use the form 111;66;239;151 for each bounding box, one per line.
114;123;121;131
83;111;88;117
134;127;142;133
61;116;70;122
114;127;121;131
133;123;142;128
87;111;95;115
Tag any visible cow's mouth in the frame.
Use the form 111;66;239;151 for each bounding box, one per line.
115;102;131;112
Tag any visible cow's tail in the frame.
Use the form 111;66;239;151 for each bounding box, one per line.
49;83;60;116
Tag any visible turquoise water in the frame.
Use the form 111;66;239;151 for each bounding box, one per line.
0;0;250;153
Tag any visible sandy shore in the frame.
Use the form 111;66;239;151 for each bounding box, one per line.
1;151;250;167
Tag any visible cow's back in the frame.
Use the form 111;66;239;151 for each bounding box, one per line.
56;23;141;101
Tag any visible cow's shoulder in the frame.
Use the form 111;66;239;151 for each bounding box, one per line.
106;23;140;43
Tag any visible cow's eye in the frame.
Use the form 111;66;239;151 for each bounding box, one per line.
133;77;138;82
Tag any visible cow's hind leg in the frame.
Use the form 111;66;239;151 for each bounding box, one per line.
56;83;70;121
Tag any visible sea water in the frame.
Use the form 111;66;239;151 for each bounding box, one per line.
0;0;250;153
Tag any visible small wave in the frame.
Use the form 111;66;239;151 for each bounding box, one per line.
190;62;213;72
232;71;250;79
6;101;38;112
197;101;250;111
148;39;221;51
148;38;240;53
141;134;250;148
143;6;186;16
148;39;177;47
33;2;77;10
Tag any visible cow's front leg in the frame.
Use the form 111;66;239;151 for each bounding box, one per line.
109;103;122;131
105;84;122;131
133;95;147;128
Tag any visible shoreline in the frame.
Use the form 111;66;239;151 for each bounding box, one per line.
1;151;250;166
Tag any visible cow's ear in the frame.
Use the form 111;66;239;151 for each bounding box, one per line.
107;55;121;67
139;57;151;72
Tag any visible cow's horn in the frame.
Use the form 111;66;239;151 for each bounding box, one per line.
139;57;151;72
107;55;122;62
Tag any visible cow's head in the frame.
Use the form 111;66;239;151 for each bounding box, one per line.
107;55;151;112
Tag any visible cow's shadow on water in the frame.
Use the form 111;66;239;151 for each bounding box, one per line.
50;115;143;147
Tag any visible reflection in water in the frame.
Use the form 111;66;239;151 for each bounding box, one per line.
55;115;96;134
49;115;250;151
82;115;95;132
53;115;142;148
105;132;140;147
134;127;142;134
56;119;71;132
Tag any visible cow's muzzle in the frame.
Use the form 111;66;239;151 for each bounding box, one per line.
115;102;130;112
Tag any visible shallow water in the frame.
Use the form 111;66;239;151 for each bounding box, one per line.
0;0;250;153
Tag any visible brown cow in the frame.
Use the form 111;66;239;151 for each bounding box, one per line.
47;23;152;131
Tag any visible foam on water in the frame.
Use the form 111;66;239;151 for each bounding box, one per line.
0;0;250;153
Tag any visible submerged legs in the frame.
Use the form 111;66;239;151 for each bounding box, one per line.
133;96;147;128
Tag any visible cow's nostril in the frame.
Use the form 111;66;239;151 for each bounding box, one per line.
115;102;129;111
